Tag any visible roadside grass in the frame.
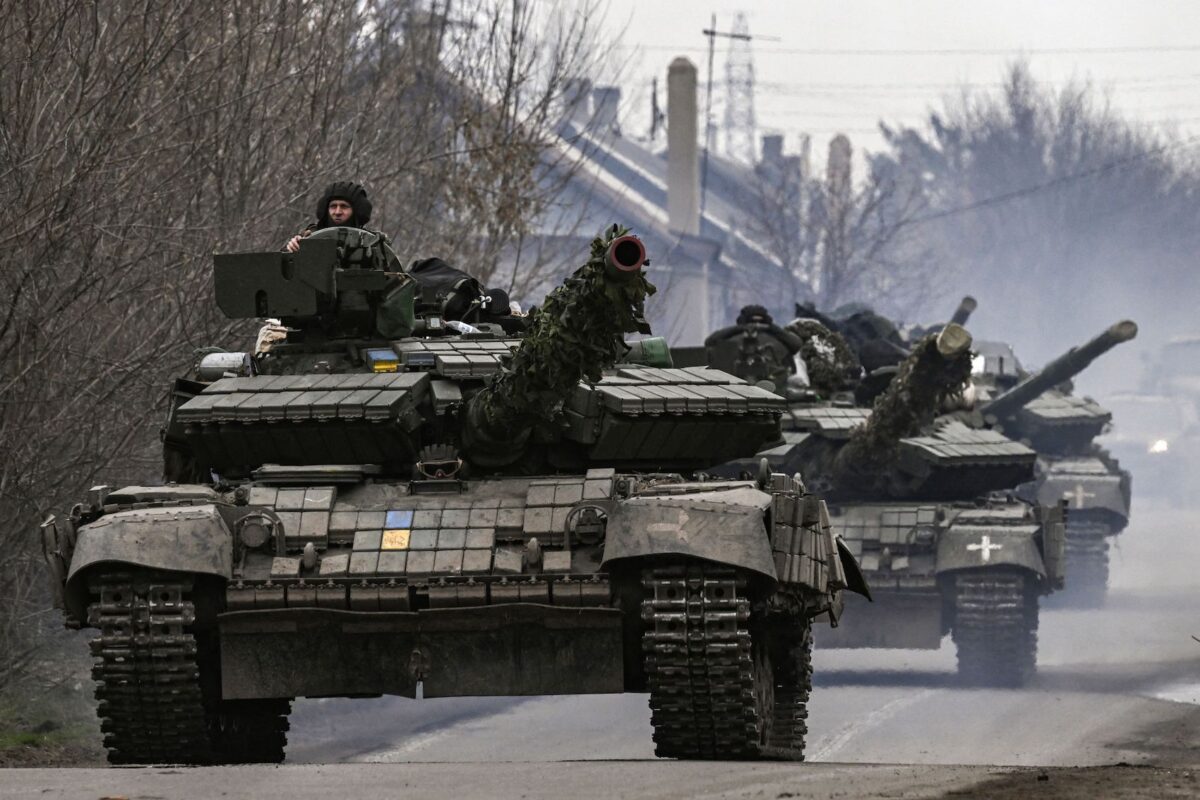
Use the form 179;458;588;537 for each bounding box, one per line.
0;630;104;766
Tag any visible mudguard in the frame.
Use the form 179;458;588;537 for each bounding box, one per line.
1035;470;1129;522
601;487;777;581
64;503;234;619
836;537;873;600
935;523;1046;578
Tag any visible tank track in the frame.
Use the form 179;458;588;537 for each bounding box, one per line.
951;569;1038;688
1053;518;1112;608
207;698;292;764
641;564;810;760
87;571;290;765
88;572;214;764
768;623;812;755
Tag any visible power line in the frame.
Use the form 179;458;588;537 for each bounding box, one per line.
761;72;1200;90
901;133;1200;229
617;43;1200;56
762;103;1200;118
757;75;1200;94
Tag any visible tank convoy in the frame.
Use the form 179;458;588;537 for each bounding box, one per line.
703;315;1065;687
39;226;867;765
754;299;1136;608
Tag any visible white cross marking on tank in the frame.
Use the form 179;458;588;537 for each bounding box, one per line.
1064;484;1096;509
967;535;1003;563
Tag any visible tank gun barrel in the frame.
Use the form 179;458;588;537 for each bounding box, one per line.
950;296;977;326
980;320;1138;421
832;324;974;488
463;227;654;463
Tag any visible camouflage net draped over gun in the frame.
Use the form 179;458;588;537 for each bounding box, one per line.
833;326;973;492
786;318;862;397
467;226;655;456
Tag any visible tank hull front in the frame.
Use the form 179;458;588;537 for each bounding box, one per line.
218;603;625;699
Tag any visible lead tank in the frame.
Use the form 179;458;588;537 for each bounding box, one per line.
711;321;1064;687
970;321;1138;606
40;226;867;765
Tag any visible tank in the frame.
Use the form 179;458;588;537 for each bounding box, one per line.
971;321;1138;606
710;322;1065;687
39;226;868;765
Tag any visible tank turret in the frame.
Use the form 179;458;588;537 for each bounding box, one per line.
168;226;783;479
463;227;654;463
832;323;975;492
980;320;1138;423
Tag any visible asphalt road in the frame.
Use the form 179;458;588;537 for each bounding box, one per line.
3;501;1197;799
281;500;1199;767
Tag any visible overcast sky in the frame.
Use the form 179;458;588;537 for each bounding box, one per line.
593;0;1200;163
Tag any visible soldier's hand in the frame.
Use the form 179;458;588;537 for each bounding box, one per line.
285;235;302;253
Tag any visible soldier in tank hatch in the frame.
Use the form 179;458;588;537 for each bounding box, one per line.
705;305;803;393
284;180;375;252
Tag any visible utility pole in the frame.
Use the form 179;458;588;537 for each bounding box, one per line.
700;14;779;213
649;76;665;141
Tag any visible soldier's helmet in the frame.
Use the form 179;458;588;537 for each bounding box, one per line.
316;181;373;228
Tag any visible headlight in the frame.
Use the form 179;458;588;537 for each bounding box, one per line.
1149;439;1170;454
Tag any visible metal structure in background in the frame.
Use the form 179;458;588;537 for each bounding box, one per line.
700;13;778;211
721;13;759;166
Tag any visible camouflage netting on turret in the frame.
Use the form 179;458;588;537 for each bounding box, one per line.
468;226;655;456
786;318;861;396
833;329;973;491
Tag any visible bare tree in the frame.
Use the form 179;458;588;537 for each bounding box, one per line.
873;62;1200;358
742;133;936;319
0;0;605;693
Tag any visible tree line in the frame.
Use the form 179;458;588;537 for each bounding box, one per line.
0;0;604;692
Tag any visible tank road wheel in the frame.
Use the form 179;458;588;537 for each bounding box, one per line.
643;564;801;759
86;570;291;765
951;569;1039;688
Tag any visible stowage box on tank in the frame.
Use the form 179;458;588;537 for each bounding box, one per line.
40;226;868;765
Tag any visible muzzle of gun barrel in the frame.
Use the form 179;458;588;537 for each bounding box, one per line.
605;235;647;278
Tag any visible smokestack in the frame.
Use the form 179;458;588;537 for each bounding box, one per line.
761;134;783;164
592;86;621;134
827;134;852;208
667;57;700;235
